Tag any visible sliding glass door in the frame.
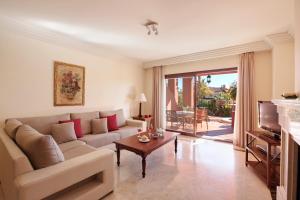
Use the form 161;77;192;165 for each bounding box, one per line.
165;76;196;135
165;68;238;138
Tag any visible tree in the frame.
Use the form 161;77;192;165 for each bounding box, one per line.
220;84;227;92
216;91;231;100
197;79;213;99
229;81;237;101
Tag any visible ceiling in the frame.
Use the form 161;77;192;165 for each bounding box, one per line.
0;0;294;62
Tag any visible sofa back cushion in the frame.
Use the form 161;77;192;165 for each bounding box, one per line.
4;119;22;139
70;111;99;135
16;113;71;135
99;109;126;127
51;122;77;144
16;125;65;169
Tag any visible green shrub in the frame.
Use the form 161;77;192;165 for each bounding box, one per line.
197;99;232;117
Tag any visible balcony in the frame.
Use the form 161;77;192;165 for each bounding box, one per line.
166;107;234;143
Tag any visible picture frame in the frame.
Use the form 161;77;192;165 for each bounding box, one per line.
54;61;85;106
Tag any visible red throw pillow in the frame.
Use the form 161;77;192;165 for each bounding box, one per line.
101;114;118;132
59;119;83;138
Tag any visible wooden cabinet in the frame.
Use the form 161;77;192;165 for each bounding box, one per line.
245;131;281;189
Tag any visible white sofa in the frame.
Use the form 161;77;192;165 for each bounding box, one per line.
0;110;146;200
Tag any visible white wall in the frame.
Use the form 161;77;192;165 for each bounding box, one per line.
271;41;295;98
144;68;153;115
0;30;144;123
144;51;273;130
253;51;273;130
295;0;300;93
163;55;239;75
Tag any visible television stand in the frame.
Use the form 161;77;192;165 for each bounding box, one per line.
263;131;281;141
245;130;281;189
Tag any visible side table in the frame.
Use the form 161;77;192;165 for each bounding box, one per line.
132;116;153;130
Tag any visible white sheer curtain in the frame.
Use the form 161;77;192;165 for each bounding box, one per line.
234;52;255;149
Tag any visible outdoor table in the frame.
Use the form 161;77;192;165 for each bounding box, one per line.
176;111;194;129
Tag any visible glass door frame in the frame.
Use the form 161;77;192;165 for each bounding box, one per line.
165;67;238;137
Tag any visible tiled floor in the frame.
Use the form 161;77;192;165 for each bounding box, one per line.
197;121;233;142
0;137;272;200
167;118;234;142
104;136;272;200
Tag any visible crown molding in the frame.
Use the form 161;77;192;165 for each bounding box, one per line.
0;15;139;62
1;15;289;68
143;40;271;68
265;32;294;47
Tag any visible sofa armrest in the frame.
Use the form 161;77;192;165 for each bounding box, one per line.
15;149;114;200
126;119;147;132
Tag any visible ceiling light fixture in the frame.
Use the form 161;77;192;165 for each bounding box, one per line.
144;20;158;35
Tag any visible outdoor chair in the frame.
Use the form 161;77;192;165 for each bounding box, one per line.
166;110;182;128
196;108;209;130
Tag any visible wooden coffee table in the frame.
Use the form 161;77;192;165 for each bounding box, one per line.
114;131;179;178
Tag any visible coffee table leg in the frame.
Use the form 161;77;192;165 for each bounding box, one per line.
142;156;146;178
175;136;178;154
116;145;120;167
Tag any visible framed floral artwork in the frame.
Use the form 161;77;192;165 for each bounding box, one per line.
54;61;85;106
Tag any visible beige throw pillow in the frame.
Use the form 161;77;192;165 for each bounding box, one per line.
51;122;77;144
16;125;64;169
5;119;22;139
92;118;108;134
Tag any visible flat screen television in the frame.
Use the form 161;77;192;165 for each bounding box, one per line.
258;101;281;138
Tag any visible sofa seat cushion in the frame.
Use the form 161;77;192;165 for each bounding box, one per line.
79;133;120;148
58;140;86;152
97;143;116;151
62;145;96;160
112;126;138;138
70;111;99;135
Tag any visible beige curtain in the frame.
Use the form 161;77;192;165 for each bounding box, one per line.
234;52;255;149
152;66;163;129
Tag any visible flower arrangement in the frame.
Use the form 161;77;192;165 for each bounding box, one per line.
60;70;81;100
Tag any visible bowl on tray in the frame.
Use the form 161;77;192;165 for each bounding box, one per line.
138;135;150;143
151;133;159;139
